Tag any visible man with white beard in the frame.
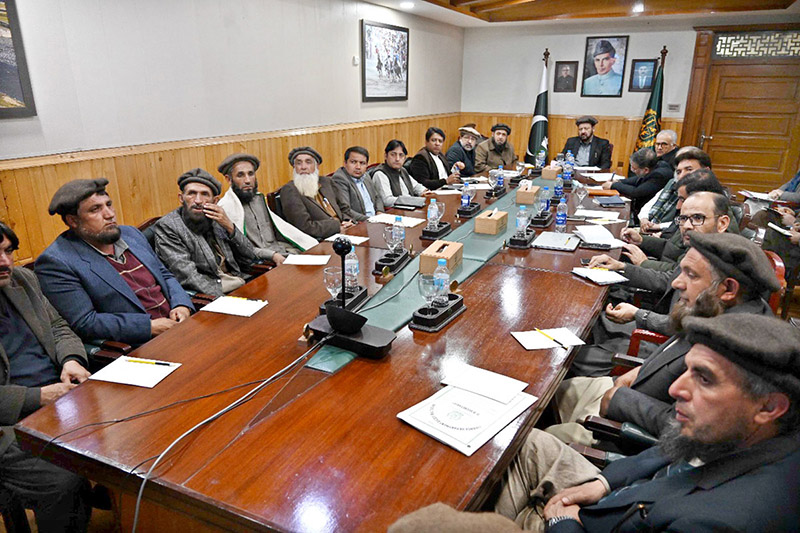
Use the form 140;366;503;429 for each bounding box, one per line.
279;147;354;239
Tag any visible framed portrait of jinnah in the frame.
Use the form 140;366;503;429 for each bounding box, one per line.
0;0;36;118
361;20;409;102
581;36;628;98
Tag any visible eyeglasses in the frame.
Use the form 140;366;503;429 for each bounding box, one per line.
676;213;712;226
655;142;671;147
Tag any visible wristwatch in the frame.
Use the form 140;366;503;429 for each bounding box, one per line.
546;515;578;529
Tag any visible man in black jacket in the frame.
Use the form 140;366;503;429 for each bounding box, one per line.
410;127;462;190
602;148;672;223
562;116;612;169
445;125;481;178
654;129;679;169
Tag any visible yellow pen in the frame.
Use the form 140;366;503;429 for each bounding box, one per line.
127;358;172;367
535;328;566;349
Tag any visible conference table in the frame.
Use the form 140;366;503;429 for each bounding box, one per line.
16;176;629;532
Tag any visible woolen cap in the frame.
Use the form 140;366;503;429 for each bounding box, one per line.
688;232;782;297
458;126;481;138
491;123;511;134
177;168;221;196
575;115;598;126
593;39;616;57
288;147;322;166
48;178;109;216
217;153;260;176
684;313;800;398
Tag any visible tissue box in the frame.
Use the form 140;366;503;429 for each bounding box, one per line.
419;240;463;274
516;184;540;205
475;210;508;235
542;167;560;180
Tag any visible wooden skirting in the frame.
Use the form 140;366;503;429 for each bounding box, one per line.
0;112;682;263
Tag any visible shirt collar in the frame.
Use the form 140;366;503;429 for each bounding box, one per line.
87;237;129;262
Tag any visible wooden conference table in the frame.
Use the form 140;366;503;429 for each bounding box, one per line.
16;178;629;532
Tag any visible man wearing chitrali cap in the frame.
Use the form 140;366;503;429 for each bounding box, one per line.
279;146;354;239
36;178;194;346
153;168;257;297
216;153;303;265
562;116;612;169
474;123;519;173
390;312;800;532
583;39;623;96
445;124;482;177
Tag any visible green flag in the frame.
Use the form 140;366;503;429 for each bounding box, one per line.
525;61;548;164
634;63;664;151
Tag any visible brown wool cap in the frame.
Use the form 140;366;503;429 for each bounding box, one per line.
288;147;323;166
491;123;511;134
48;178;110;216
575;115;598;127
177;168;221;196
217;153;260;177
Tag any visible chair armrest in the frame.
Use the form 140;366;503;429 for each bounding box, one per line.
568;443;610;469
185;290;217;309
582;415;623;440
612;353;645;368
248;261;275;275
628;287;654;309
627;329;669;356
619;422;658;447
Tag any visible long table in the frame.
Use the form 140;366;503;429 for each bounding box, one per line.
16;181;629;531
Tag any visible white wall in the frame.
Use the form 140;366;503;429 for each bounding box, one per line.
0;0;464;160
461;22;696;119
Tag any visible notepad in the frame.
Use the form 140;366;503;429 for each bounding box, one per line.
511;328;586;351
572;267;629;285
284;254;331;265
596;196;626;207
200;296;268;317
573;225;625;249
532;232;580;251
89;356;181;388
325;234;369;244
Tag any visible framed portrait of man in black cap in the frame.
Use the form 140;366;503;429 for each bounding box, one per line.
581;35;628;98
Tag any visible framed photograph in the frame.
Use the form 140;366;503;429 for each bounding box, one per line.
629;59;657;92
361;20;409;102
581;35;628;98
553;61;578;93
0;0;36;118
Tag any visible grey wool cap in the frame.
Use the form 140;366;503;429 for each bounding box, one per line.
593;39;616;57
217;153;260;177
48;178;109;216
688;232;782;297
683;313;800;398
575;115;598;127
177;168;221;196
288;146;323;166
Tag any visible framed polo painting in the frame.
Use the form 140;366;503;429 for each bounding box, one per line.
581;36;628;98
361;20;409;102
0;0;36;118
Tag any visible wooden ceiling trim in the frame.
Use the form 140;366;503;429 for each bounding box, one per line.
472;0;539;15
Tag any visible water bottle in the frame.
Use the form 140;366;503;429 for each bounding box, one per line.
566;150;575;164
392;215;405;251
542;186;551;212
427;198;439;230
345;249;359;289
516;205;528;237
433;258;450;306
460;187;471;209
554;174;564;199
536;150;546;168
497;165;505;188
555;197;568;233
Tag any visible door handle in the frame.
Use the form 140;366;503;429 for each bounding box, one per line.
699;132;714;149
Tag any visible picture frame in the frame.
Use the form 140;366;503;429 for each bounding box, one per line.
0;0;36;118
553;61;578;93
629;59;658;92
581;35;628;98
361;20;409;102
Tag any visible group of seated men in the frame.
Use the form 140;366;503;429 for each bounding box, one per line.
2;122;799;531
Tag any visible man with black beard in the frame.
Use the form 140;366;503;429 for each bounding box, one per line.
36;178;193;346
216;153;301;265
445;124;482;177
153;169;256;297
474;123;519;173
390;312;800;532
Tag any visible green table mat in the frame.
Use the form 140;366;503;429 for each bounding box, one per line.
305;344;357;373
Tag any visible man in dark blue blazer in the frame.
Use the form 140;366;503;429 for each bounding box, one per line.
35;178;194;346
561;116;613;169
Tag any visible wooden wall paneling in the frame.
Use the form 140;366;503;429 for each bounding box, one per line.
2;168;35;264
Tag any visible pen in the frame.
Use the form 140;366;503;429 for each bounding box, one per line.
127;358;172;367
535;328;566;349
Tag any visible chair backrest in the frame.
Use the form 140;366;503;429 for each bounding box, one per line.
137;216;161;251
763;250;786;314
267;190;283;219
402;157;414;175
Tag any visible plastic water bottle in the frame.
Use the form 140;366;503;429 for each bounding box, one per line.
566;150;575;165
345;249;359;289
542;186;551;212
392;215;405;251
555;197;568;233
516;205;528;237
554;174;564;199
427;198;439;230
433;258;450;306
460;187;471;208
497;165;505;188
536;150;546;168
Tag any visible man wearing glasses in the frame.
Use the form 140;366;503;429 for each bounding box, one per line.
653;130;679;169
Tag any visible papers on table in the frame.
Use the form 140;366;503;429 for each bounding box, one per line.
574;166;601;172
368;213;426;227
582;172;619;183
532;232;580;252
573;225;625;248
511;328;585;351
434;189;463;196
572;267;629;286
657;221;673;229
740;190;772;202
768;222;793;237
200;296;268;317
325;234;369;245
442;363;527;404
463;176;489;183
89;356;181;388
586;218;622;226
574;209;620;221
284;254;331;266
471;183;493;190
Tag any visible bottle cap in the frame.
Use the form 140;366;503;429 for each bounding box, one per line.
560;197;567;203
520;205;527;210
430;198;437;203
437;258;447;266
395;215;402;221
544;186;549;190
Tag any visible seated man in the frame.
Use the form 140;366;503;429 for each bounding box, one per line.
154;169;256;297
216;153;304;265
562;116;612;169
474;123;519;173
332;146;384;222
390;313;800;532
279;146;353;239
768;167;800;203
602;148;672;222
654;129;679;169
0;222;92;531
548;232;778;445
445;124;481;177
410;127;462;190
36;179;193;346
373;140;433;208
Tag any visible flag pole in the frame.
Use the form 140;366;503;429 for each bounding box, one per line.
543;48;549;67
525;49;550;164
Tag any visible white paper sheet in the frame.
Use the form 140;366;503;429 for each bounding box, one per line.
511;328;586;351
768;222;793;237
200;296;268;317
572;267;629;285
433;189;464;196
581;172;619;183
89;356;181;388
324;234;370;244
442;363;527;404
471;183;493;190
284;254;331;265
573;225;625;248
367;214;426;227
739;190;772;202
532;232;581;251
574;209;620;220
574;166;602;172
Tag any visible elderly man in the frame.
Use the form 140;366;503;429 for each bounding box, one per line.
332;146;384;222
391;312;800;532
216;153;305;266
410;127;462;190
583;40;624;96
36;179;193;346
280;146;353;239
654;129;679;169
548;232;778;446
445;124;481;177
554;64;575;91
474;123;519;173
602;148;672;221
561;116;612;169
154;169;256;297
0;222;93;532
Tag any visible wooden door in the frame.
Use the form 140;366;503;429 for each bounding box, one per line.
698;61;800;192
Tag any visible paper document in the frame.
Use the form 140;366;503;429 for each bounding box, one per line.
434;189;463;196
532;232;580;252
397;386;537;456
573;225;625;248
367;214;426;227
582;173;619;183
657;221;673;229
471;183;493;190
200;296;268;317
768;222;793;237
574;209;619;220
574;166;601;172
442;363;527;404
572;267;628;285
284;254;331;266
463;176;489;183
325;234;369;245
511;328;586;351
89;356;181;388
740;190;772;202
